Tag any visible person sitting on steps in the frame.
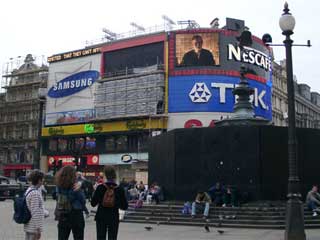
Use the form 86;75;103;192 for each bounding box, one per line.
191;190;211;219
306;185;320;217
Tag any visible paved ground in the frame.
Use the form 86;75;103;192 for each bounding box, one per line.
0;199;319;240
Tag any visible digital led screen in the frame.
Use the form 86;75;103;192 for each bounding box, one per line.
168;75;272;120
104;42;164;75
175;33;220;67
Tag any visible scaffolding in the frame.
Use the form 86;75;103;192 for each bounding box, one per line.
94;65;165;120
1;55;48;91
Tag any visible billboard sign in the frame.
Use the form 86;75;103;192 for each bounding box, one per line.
46;53;101;126
48;70;99;98
168;75;272;120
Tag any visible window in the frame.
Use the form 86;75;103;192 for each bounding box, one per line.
116;135;127;151
85;137;96;150
57;138;68;152
75;137;85;151
49;139;57;151
105;136;115;151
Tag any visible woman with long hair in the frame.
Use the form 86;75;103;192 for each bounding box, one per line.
55;165;86;240
91;165;128;240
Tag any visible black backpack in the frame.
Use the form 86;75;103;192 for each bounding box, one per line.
13;189;36;224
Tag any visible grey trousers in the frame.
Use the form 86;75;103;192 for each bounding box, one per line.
25;232;38;240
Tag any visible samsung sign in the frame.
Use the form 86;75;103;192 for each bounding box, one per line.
48;70;99;98
168;75;272;120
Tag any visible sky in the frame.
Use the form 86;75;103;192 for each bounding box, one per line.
0;0;319;92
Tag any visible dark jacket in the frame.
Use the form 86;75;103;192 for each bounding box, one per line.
180;49;215;67
91;182;128;222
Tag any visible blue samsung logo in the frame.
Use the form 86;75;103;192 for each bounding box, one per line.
48;70;99;98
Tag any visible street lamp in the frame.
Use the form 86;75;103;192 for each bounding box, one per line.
35;88;46;170
279;3;306;240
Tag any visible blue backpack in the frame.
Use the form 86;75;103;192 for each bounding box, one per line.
181;201;191;215
13;189;36;224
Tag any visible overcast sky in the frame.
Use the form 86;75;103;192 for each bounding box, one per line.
0;0;319;92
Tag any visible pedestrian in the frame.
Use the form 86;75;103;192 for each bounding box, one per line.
306;185;320;217
191;190;211;219
24;169;47;240
54;166;87;240
91;165;128;240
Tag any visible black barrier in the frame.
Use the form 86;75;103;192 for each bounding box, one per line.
149;126;320;201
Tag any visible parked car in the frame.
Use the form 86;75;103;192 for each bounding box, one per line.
0;176;27;201
0;175;10;184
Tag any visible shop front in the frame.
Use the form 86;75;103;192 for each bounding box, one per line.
99;152;148;184
47;154;101;180
3;164;33;178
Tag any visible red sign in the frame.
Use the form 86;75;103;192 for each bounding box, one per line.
3;164;33;170
47;156;75;167
48;155;99;166
87;155;99;165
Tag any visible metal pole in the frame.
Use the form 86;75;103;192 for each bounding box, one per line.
283;30;306;240
35;99;44;170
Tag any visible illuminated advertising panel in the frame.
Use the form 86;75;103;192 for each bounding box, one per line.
175;33;220;67
46;53;101;126
170;30;271;80
168;29;272;126
168;75;272;120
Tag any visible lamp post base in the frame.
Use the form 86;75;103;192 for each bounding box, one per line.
285;197;306;240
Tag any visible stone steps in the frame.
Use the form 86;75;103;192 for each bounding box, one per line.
122;202;320;229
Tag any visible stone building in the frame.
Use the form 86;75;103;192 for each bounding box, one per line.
272;60;320;128
0;54;48;177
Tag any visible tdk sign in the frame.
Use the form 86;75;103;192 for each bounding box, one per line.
48;70;99;98
189;83;211;103
169;75;272;120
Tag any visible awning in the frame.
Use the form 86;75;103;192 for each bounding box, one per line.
3;164;33;170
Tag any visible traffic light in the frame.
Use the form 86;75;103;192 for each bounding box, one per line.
80;157;87;169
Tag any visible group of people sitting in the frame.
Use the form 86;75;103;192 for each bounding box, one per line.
120;179;163;205
190;182;238;219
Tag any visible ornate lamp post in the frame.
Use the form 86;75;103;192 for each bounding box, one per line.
279;3;306;240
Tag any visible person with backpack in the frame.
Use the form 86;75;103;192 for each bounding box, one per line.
23;169;46;240
54;165;87;240
91;165;128;240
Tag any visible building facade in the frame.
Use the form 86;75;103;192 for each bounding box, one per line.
271;60;320;128
0;54;48;177
1;18;319;182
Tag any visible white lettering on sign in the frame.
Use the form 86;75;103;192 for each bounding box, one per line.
53;78;93;91
228;44;272;72
210;83;268;110
211;83;233;103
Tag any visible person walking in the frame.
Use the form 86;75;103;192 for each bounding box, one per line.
54;166;87;240
24;170;46;240
91;165;128;240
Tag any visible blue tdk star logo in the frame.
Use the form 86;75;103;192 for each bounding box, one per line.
189;82;212;103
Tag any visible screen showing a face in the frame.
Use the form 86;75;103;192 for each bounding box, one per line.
175;33;220;67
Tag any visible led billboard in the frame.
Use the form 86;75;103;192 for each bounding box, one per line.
168;29;272;126
46;52;101;126
175;33;220;67
168;74;272;120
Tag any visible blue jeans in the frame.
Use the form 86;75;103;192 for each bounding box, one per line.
191;202;210;217
308;201;318;211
